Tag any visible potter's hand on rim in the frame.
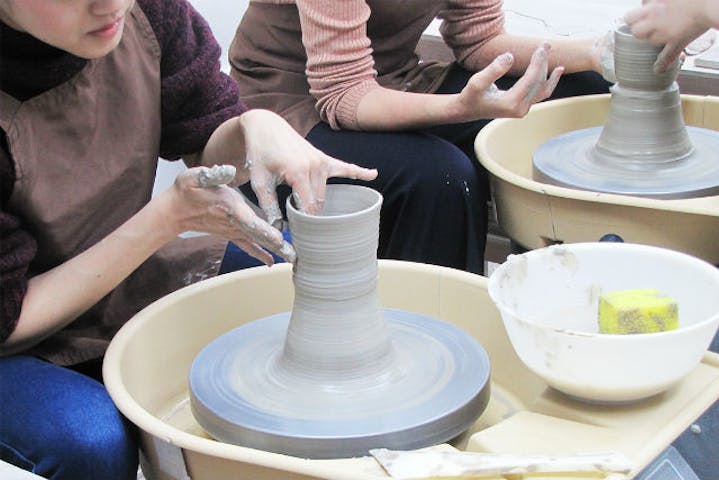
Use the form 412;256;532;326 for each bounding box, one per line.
625;1;709;73
237;110;378;228
592;30;616;83
169;165;296;265
458;44;563;120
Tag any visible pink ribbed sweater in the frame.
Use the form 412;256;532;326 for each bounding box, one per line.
238;0;504;132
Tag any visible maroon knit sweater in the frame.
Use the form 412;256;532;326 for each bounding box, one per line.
0;0;247;341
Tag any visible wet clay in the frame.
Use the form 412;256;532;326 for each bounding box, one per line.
533;25;719;199
189;184;491;459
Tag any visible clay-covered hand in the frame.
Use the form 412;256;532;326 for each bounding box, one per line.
457;44;563;120
591;30;617;83
625;0;710;73
235;110;378;229
165;164;296;265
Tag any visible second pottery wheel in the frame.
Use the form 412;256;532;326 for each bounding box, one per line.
189;185;491;458
534;25;719;199
533;125;719;198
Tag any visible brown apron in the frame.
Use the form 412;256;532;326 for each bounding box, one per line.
229;0;451;137
0;4;226;365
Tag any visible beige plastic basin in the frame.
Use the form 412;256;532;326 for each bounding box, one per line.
475;94;719;264
103;260;719;479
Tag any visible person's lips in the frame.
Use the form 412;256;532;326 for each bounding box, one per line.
88;18;122;38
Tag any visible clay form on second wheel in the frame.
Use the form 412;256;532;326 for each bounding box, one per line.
189;185;491;459
533;24;719;199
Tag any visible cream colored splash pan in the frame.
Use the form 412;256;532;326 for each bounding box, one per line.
475;94;719;264
103;261;719;480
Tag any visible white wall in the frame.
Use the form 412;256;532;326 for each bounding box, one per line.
189;0;250;72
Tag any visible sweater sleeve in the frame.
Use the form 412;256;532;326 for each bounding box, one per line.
296;0;382;131
138;0;248;162
438;0;505;71
0;139;36;343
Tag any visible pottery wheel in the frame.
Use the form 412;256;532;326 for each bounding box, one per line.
534;25;719;199
189;308;491;459
533;126;719;198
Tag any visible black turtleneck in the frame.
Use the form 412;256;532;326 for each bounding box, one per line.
0;23;87;101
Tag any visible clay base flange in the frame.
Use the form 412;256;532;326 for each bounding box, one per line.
189;309;491;459
532;126;719;199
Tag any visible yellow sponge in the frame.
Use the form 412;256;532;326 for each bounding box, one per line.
598;289;678;334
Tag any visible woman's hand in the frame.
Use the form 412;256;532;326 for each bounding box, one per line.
161;164;296;265
235;110;378;228
625;0;711;73
455;44;563;120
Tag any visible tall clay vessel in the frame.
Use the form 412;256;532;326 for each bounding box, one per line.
591;24;693;164
279;185;393;381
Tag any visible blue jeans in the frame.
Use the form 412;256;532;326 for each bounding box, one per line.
0;239;287;479
0;355;138;480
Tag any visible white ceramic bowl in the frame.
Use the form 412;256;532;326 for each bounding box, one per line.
488;242;719;403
